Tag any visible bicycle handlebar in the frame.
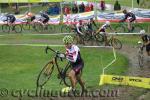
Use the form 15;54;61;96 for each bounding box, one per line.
45;46;65;61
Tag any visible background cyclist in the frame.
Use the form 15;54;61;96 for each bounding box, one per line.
96;21;113;46
4;13;16;25
63;35;85;93
119;9;136;32
140;30;150;56
75;20;84;44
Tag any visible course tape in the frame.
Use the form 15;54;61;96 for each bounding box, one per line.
99;74;150;89
0;43;113;48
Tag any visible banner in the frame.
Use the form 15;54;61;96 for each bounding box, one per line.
100;75;150;89
0;0;63;3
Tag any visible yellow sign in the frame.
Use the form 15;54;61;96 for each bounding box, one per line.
100;75;150;89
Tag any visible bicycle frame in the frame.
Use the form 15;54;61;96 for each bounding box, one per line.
45;46;71;85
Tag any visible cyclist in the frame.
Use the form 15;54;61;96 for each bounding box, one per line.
96;21;113;46
86;18;98;32
39;11;49;25
119;9;136;32
4;13;16;24
63;35;85;93
19;11;36;23
140;30;150;56
75;20;84;44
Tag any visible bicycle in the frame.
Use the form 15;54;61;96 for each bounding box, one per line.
115;22;143;33
83;31;104;46
2;21;22;33
36;46;71;89
100;32;122;49
137;41;144;68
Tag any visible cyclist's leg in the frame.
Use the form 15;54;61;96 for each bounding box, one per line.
128;18;135;32
76;70;85;91
146;44;150;56
68;69;77;90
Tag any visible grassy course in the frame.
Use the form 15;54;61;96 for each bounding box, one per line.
0;34;128;99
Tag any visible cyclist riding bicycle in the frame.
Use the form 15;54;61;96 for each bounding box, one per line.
75;20;85;44
97;21;113;46
63;35;85;93
119;9;136;32
86;18;98;32
140;30;150;56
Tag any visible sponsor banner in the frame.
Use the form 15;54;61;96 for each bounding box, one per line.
63;11;94;24
100;75;150;89
0;0;63;3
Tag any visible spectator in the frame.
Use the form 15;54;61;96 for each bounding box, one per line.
53;5;60;15
90;3;94;11
85;4;91;12
114;0;121;11
72;4;78;13
64;6;71;14
100;0;105;11
79;2;85;13
137;0;140;5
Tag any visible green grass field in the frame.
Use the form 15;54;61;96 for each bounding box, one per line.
0;34;129;99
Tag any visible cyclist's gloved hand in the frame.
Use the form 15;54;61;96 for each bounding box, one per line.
58;53;66;58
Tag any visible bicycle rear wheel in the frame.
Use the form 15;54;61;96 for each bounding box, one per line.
138;51;144;68
34;22;43;33
132;25;143;33
115;26;125;33
37;61;54;87
110;38;122;49
2;24;10;33
14;24;22;33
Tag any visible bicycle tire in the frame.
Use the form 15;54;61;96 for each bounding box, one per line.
95;33;104;42
61;25;71;33
110;38;122;49
34;22;43;33
2;24;10;33
115;26;125;33
138;49;144;68
63;65;71;87
14;24;22;33
132;25;143;33
48;25;55;33
22;23;30;30
37;61;54;87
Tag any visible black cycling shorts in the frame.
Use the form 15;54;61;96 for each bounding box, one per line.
43;18;49;24
129;17;136;22
10;17;16;23
72;61;84;75
31;16;35;22
146;43;150;52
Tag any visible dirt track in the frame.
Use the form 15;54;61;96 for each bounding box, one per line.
116;45;150;100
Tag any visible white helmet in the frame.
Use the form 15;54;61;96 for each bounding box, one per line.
140;30;145;34
105;21;110;25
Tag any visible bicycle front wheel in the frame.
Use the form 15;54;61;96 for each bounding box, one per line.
14;24;22;33
2;24;10;33
115;26;125;33
138;51;144;68
132;25;143;33
37;61;54;87
110;38;122;49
